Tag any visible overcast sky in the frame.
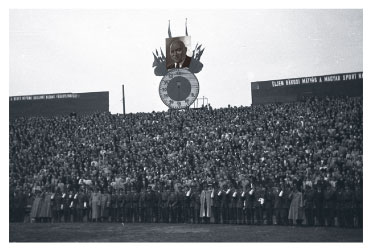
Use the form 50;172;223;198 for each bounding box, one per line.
9;9;363;114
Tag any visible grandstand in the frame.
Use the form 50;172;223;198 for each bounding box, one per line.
9;82;363;228
9;91;109;118
251;72;363;104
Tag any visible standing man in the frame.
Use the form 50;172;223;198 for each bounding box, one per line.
90;188;101;223
323;184;336;226
184;185;191;223
303;185;315;226
177;186;185;223
110;189;118;223
117;189;124;222
236;185;245;224
76;188;85;222
190;185;201;224
212;184;221;224
200;184;212;224
161;186;170;223
264;185;274;225
168;187;178;223
254;184;265;225
288;184;303;226
245;184;255;225
132;189;140;223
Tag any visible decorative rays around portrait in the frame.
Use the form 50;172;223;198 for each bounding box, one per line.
152;19;205;76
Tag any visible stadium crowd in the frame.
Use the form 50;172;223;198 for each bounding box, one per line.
9;96;362;227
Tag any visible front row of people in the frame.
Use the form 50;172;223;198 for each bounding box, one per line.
22;182;362;228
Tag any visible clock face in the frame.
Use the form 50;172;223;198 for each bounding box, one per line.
159;68;199;109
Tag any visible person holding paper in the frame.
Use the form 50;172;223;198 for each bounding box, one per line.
245;184;255;225
236;186;245;224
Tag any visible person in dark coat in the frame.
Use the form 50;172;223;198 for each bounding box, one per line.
212;185;221;224
236;187;245;224
139;188;147;223
13;188;26;223
146;186;155;223
245;184;255;225
335;186;345;227
190;186;201;224
125;189;133;223
177;186;185;223
62;190;72;222
343;184;354;227
168;187;178;223
303;185;315;226
132;189;140;223
161;186;170;223
52;188;62;223
153;186;161;223
354;185;362;228
83;189;91;222
314;185;324;226
282;185;291;226
254;184;265;225
230;187;238;224
110;189;118;223
220;185;228;224
184;185;191;223
264;185;274;225
76;188;85;222
117;189;124;222
100;189;111;222
323;184;336;226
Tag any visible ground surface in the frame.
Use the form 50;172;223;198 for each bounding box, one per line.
9;223;363;242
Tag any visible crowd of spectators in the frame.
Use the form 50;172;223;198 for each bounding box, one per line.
9;96;362;227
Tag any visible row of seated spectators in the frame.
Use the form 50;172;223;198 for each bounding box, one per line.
9;96;362;227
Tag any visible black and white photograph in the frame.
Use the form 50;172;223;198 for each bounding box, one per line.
5;1;365;245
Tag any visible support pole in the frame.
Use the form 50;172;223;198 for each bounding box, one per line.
122;84;126;115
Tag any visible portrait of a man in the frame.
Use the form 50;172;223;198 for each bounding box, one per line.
166;36;192;69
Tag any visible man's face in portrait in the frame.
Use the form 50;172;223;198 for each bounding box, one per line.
170;40;187;63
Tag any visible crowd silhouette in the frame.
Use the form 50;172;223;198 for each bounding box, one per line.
9;96;362;227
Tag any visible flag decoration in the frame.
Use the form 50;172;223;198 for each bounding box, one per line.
185;18;188;36
168;20;172;38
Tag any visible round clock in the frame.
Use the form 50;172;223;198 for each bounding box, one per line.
159;68;200;109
